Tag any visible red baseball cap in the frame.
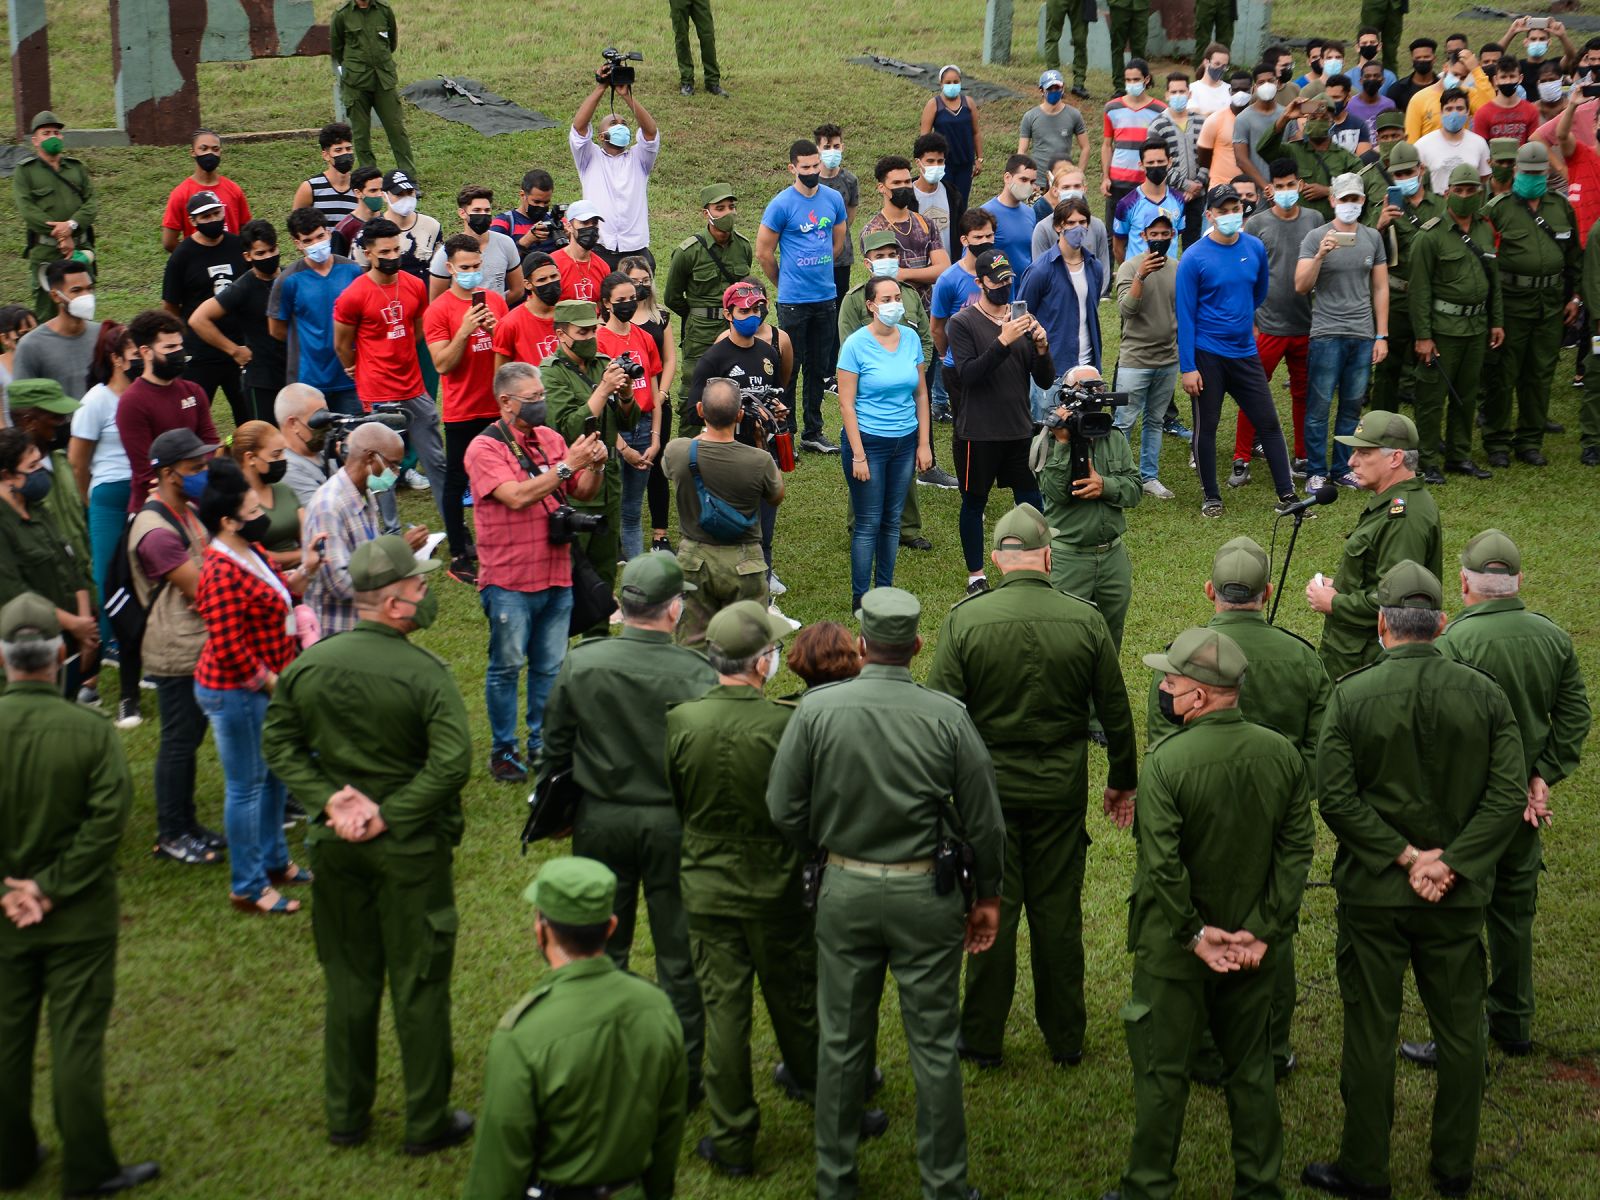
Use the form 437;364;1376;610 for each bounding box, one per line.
723;282;766;311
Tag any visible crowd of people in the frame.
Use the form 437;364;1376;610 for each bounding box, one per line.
1;5;1596;1199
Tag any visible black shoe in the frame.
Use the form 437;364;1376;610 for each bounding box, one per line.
328;1119;371;1148
679;82;694;95
1582;446;1600;466
1276;1052;1297;1081
447;555;478;585
696;1135;753;1177
1493;1036;1534;1056
1432;1172;1473;1197
706;84;731;97
900;535;933;551
489;748;528;784
1189;1070;1223;1088
1071;85;1092;99
1400;1039;1438;1068
1517;449;1549;466
1447;460;1492;479
965;577;989;597
1300;1161;1392;1198
11;1142;47;1188
956;1036;1002;1069
1421;468;1446;485
917;465;959;489
1053;1050;1084;1067
773;1061;806;1101
191;824;227;851
860;1108;889;1139
152;832;221;866
404;1109;474;1156
1486;451;1511;468
1226;458;1251;488
64;1161;160;1197
1546;419;1565;433
1088;730;1109;747
801;433;840;454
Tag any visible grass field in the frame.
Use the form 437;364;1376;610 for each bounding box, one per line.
4;1;1600;1197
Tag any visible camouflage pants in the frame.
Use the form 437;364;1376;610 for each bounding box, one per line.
675;538;769;650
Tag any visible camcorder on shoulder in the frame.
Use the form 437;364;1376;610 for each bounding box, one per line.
599;47;644;88
307;403;409;473
738;384;796;471
1042;375;1127;483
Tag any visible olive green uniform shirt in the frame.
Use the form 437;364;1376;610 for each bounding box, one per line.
38;449;91;581
663;230;756;354
1482;191;1579;321
1253;135;1363;221
837;283;934;364
1364;191;1447;282
0;501;87;614
1580;214;1600;318
1037;431;1142;546
11;154;97;244
463;956;687;1200
330;0;400;91
542;352;640;515
1317;642;1527;908
1408;214;1502;338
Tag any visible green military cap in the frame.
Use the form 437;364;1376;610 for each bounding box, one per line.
619;550;696;604
522;856;617;924
1387;142;1421;169
706;599;795;658
6;378;79;415
1211;536;1270;603
1375;110;1406;132
1142;626;1248;688
1375;559;1443;609
1460;528;1521;575
862;230;899;253
992;502;1058;551
1335;408;1419;450
348;534;442;591
30;110;63;132
699;183;736;207
1447;163;1483;189
0;592;62;641
856;586;920;645
1489;137;1520;162
1515;141;1549;173
552;299;599;325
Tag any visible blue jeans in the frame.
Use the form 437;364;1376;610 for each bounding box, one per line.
88;479;131;652
619;411;656;561
929;355;950;416
841;428;918;605
1113;362;1179;481
194;684;288;899
324;388;362;416
1305;336;1373;477
1029;378;1063;424
481;584;574;757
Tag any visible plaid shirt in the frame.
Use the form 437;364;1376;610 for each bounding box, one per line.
193;544;299;690
463;422;573;593
302;469;381;638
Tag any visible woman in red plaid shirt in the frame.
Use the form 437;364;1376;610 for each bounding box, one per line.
193;460;323;915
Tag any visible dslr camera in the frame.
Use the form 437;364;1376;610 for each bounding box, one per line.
613;351;646;382
529;202;569;248
1042;376;1127;482
547;504;605;544
599;47;644;88
738;384;796;471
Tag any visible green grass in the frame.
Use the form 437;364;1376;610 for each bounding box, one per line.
5;1;1600;1197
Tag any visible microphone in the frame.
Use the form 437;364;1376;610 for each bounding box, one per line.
1277;484;1339;517
306;408;409;431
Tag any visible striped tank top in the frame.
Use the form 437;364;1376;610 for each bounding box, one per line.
305;173;358;227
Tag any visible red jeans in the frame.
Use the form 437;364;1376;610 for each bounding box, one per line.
1236;332;1308;460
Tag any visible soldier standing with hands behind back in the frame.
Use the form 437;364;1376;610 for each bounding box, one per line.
330;0;417;184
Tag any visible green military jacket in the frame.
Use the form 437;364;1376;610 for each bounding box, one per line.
11;154;97;243
0;501;87;613
1408;212;1501;338
1482;190;1579;321
663;229;756;351
0;682;131;946
1439;598;1591;786
1580;212;1600;321
665;683;803;915
1364;190;1446;286
837;282;933;364
330;0;399;91
926;570;1137;806
1255;134;1363;222
1038;429;1142;547
39;449;90;584
463;956;687;1200
1146;609;1330;779
767;663;1005;897
1317;642;1526;907
262;621;471;852
543;351;640;515
1130;708;1314;979
543;626;716;806
1320;475;1442;677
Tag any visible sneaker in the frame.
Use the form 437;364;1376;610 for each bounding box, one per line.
114;697;143;730
152;832;221;866
1273;494;1306;516
1163;415;1193;441
76;685;102;708
1200;499;1224;518
966;577;990;597
447;556;478;585
1141;478;1174;500
767;570;787;596
1187;444;1197;471
1226;459;1251;488
489;748;528;784
801;433;840;454
651;536;672;552
767;603;801;630
1304;474;1327;495
402;468;431;490
1333;471;1360;489
821;375;838;396
1291;457;1309;480
192;824;227;851
917;466;959;489
932;407;954;423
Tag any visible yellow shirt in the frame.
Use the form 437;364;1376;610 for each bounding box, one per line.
1405;70;1493;142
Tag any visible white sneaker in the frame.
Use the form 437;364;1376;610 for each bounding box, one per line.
402;468;431;491
114;698;143;730
1305;474;1327;496
767;570;787;596
768;603;801;630
1141;478;1174;500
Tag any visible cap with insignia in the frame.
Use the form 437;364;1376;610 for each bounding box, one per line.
186;190;225;217
552;299;599;325
1142;626;1248;687
862;230;899;254
1488;137;1519;163
1331;172;1366;200
383;169;416;194
619;550;695;604
1387;142;1421;169
856;587;920;644
0;592;62;642
1375;110;1405;132
992;502;1058;551
522;856;617;924
5;377;79;415
1206;183;1241;210
1447;163;1483;189
707;600;795;658
30;110;63;132
1460;528;1521;575
1211;536;1270;603
349;534;442;591
974;248;1013;284
699;183;736;207
1335;409;1418;450
1375;560;1443;609
1515;141;1549;173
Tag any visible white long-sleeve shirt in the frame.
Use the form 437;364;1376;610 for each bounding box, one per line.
570;125;660;253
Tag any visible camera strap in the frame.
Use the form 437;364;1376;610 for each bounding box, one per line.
491;420;563;517
696;234;743;287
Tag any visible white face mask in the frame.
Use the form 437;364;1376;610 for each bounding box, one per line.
65;293;96;321
1254;82;1278;104
1335;201;1364;224
1060;188;1086;201
1009;180;1034;203
388;195;417;217
762;645;782;682
1539;79;1565;103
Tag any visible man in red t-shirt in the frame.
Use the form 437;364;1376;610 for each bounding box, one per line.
425;233;511;579
161;129;252;254
552;199;612;301
115;309;221;511
332;217;447;525
1474;59;1541;145
494;252;563;369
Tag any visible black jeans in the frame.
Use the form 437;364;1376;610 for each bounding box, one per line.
444;417;495;558
183;355;247;427
778;300;839;440
648;404;671;531
1192;348;1295;501
153;673;208;842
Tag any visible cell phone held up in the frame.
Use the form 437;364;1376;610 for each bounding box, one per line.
582;413;600;439
470;289;486;309
1008;300;1029;322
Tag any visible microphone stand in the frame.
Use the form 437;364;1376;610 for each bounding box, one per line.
1268;507;1310;626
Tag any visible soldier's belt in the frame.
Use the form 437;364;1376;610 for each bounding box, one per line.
827;852;936;876
1387;276;1408;295
1058;535;1122;554
1501;272;1562;291
689;306;724;319
1431;300;1485;317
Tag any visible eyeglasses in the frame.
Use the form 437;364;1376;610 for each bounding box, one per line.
506;391;545;404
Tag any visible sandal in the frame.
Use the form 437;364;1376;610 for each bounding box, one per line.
230;887;300;916
268;862;314;887
152;833;221;866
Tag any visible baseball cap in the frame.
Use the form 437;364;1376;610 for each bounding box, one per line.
522;856;617;924
1331;172;1366;200
0;592;61;641
722;282;765;311
565;199;604;223
862;230;899;254
699;183;736;207
552;299;599;325
1447;163;1483;189
149;428;219;468
856;587;920;645
5;378;79;415
1516;142;1550;173
1040;70;1065;89
1206;183;1241;209
974;248;1014;284
348;534;442;591
707;600;796;658
30;110;62;132
1211;536;1270;603
992;502;1058;551
1460;528;1521;575
1488;137;1519;163
619;551;695;604
383;169;417;194
1142;626;1248;687
1335;409;1419;450
186;190;224;217
1387;142;1422;169
1375;560;1443;609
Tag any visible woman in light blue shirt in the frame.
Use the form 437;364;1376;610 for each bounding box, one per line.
836;277;930;608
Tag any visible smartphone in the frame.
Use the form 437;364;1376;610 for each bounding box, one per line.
1008;300;1029;321
1584;83;1600;98
582;413;600;439
1331;230;1357;247
470;289;486;308
1386;184;1404;208
1527;15;1550;30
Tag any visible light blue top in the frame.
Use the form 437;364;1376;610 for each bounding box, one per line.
930;263;983;366
760;184;848;305
980;198;1038;278
838;324;923;438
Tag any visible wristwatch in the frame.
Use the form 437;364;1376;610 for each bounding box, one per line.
555;462;575;481
1401;847;1420;869
1185;927;1205;952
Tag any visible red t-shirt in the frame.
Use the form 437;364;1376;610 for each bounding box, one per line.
1565;142;1600;247
424;288;509;423
1473;99;1540;145
331;271;427;405
595;322;662;412
553;248;611;302
493;305;560;365
463;423;574;593
162;176;253;239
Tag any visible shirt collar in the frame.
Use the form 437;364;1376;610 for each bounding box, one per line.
2;680;60;697
1366;474;1419;510
993;569;1052;590
1186;707;1246;728
1457;597;1525;618
1208;609;1267;626
708;683;766;700
353;619;407;639
619;625;673;644
550;955;618;981
1378;641;1441;660
859;663;914;682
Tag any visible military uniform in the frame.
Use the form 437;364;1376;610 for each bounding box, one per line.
1308;562;1525;1195
1037;426;1141;651
464;858;687;1200
1317;411;1442;679
261;540;472;1147
1437;531;1590;1049
1044;0;1094;89
1191;0;1235;70
1578;210;1600;463
329;0;417;181
540;553;717;1098
0;595;143;1196
1106;0;1150;84
671;0;722;92
1257;130;1363;222
926;505;1137;1066
663;187;755;416
1360;0;1406;73
11;113;96;320
1365;142;1445;413
1117;627;1314;1200
768;588;1003;1200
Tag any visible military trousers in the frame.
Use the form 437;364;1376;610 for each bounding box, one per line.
1107;4;1150;83
1051;538;1131;649
1486;822;1542;1045
26;249;69;321
961;807;1088;1060
670;0;721;88
573;797;705;1090
341;84;417;182
1412;332;1485;469
1043;0;1090;86
1191;0;1235;68
1190;933;1298;1080
308;837;458;1144
1483;308;1562;455
675;538;770;650
815;866;970;1200
687;907;818;1167
1367;299;1415;414
572;499;622;640
1118;963;1282;1200
1582;344;1600;449
0;935;119;1193
1360;0;1405;74
1334;903;1488;1188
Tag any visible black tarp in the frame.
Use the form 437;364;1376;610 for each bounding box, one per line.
399;77;559;136
846;57;1024;104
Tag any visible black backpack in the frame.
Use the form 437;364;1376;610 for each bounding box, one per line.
102;502;188;654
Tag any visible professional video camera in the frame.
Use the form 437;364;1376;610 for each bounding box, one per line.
307;402;409;471
599;47;644;89
1041;375;1126;483
738;384;796;471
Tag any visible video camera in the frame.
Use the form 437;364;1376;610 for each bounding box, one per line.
1042;376;1126;483
738;384;796;471
307;403;409;471
528;202;569;248
599;47;643;89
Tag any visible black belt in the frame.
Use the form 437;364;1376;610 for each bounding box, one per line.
528;1180;641;1199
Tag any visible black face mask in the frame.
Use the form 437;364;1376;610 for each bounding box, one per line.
610;298;639;322
303;424;328;453
1413;59;1435;78
261;459;288;485
466;213;493;235
1329;99;1347;116
888;185;917;210
150;350;188;381
252;253;281;276
194;219;226;240
1240;198;1258;217
518;401;547;428
1358;44;1378;61
574;226;601;250
1157;688;1187;727
331;152;355;173
194;152;221;173
1145;238;1173;257
533;280;562;306
1144;164;1169;185
1363;78;1383;96
1278;65;1294;84
982;283;1012;306
50;420;71;452
373;255;402;275
18;467;52;503
632;282;652;301
796;171;821;190
1497;81;1520;97
237;512;272;542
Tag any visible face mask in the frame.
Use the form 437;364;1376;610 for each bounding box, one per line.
1167;92;1189;112
1363;77;1383;96
1497;81;1520;98
64;293;96;321
1145;238;1172;256
1009;180;1034;202
709;212;737;233
605;124;632;149
373;255;401;275
869;256;901;278
1305;119;1331;140
1273;188;1301;209
1527;40;1548;59
1241;197;1258;217
402;589;438;629
819;148;843;170
236;512;272;542
982;283;1012;306
875;301;905;326
1335;201;1364;223
18;468;52;503
517;400;547;428
452;269;483;291
533;280;562;306
1125;81;1146;98
1491;162;1515;183
731;313;764;337
466;213;493;234
922;164;946;184
388;195;417;217
1413;58;1435;77
1322;58;1343;77
1395;174;1422;196
1359;44;1379;61
1045;88;1063;104
195;152;221;172
1447;191;1484;218
1205;64;1224;81
40;135;64;155
180;468;210;499
1144;164;1169;185
610;298;639;322
797;171;821;190
762;645;782;683
1231;91;1253;110
304;239;333;264
1278;65;1294;84
1157;688;1187;726
1063;225;1087;248
632;282;652;300
1255;82;1278;103
261;459;288;485
943;82;962;99
1539;80;1565;103
252;253;281;276
1513;172;1548;199
151;350;188;381
1213;212;1244;236
361;194;386;213
302;423;328;453
889;185;917;209
332;153;355;173
367;463;398;492
1441;74;1461;92
1329;99;1348;116
1061;188;1086;201
570;336;597;361
1441;111;1469;133
574;225;602;250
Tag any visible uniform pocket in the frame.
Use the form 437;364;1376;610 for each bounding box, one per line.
735;554;768;602
1119;999;1154;1075
418;906;458;981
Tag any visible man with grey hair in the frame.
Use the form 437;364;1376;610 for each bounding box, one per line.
1303;559;1525;1200
1395;530;1591;1070
1305;409;1440;680
275;382;332;506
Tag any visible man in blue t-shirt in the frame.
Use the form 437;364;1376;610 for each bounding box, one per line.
979;154;1041;278
930;209;995;417
1112;140;1186;261
757;139;849;452
267;206;364;415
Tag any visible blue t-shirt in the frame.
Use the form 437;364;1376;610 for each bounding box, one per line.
980;198;1038;279
930;263;983;366
761;184;848;305
276;261;363;392
1174;233;1271;372
1113;187;1185;259
837;324;923;437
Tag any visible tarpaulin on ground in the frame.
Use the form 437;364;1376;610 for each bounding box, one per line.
399;77;559;136
847;57;1024;103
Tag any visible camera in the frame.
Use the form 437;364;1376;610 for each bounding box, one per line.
614;351;646;381
738;384;796;471
306;403;409;469
599;47;644;88
1043;376;1127;483
547;504;605;545
529;202;569;247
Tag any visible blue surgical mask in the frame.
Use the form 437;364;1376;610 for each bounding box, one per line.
1063;226;1087;249
304;239;332;264
1126;81;1146;98
1167;93;1189;112
1045;88;1063;104
819;148;843;170
731;313;763;337
942;82;962;99
1213;213;1244;237
869;256;901;278
1322;58;1343;77
1441;73;1461;91
1395;174;1422;196
367;465;398;493
1527;39;1549;59
1273;188;1301;209
180;468;210;500
605;124;632;148
1441;110;1469;133
455;269;484;290
875;301;905;326
922;164;945;184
